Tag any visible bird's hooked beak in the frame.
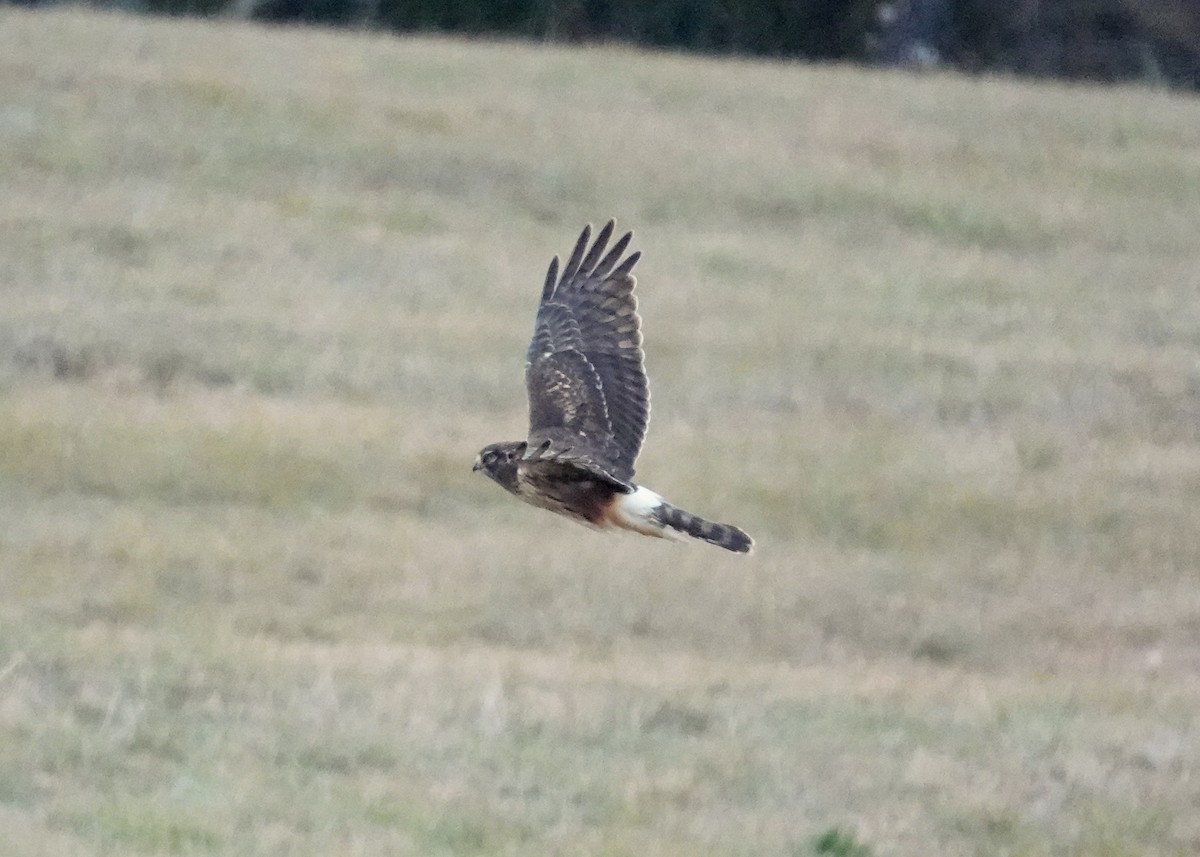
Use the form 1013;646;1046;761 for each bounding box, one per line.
471;455;482;473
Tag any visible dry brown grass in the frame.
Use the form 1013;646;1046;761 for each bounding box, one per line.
2;7;1200;856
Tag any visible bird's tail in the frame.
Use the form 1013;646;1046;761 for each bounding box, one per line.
655;501;754;554
610;486;754;554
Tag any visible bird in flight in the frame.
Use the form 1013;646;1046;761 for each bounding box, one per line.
473;220;753;553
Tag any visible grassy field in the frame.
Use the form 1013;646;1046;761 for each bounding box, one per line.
2;7;1200;855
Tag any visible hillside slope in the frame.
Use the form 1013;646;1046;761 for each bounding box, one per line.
2;8;1199;856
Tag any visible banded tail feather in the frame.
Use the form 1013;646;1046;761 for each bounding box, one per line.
655;502;754;554
609;486;754;554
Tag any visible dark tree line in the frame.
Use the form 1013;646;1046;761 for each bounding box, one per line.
30;0;1200;88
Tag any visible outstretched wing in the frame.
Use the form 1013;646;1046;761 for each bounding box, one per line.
525;220;649;483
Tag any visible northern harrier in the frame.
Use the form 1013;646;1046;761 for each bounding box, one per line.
473;221;753;554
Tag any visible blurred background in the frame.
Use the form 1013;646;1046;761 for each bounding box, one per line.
8;0;1200;89
1;2;1198;856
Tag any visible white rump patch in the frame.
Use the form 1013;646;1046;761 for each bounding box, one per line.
610;486;682;540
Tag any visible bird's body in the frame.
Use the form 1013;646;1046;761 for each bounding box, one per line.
473;221;753;554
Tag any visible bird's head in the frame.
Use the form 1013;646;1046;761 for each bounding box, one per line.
472;441;527;492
